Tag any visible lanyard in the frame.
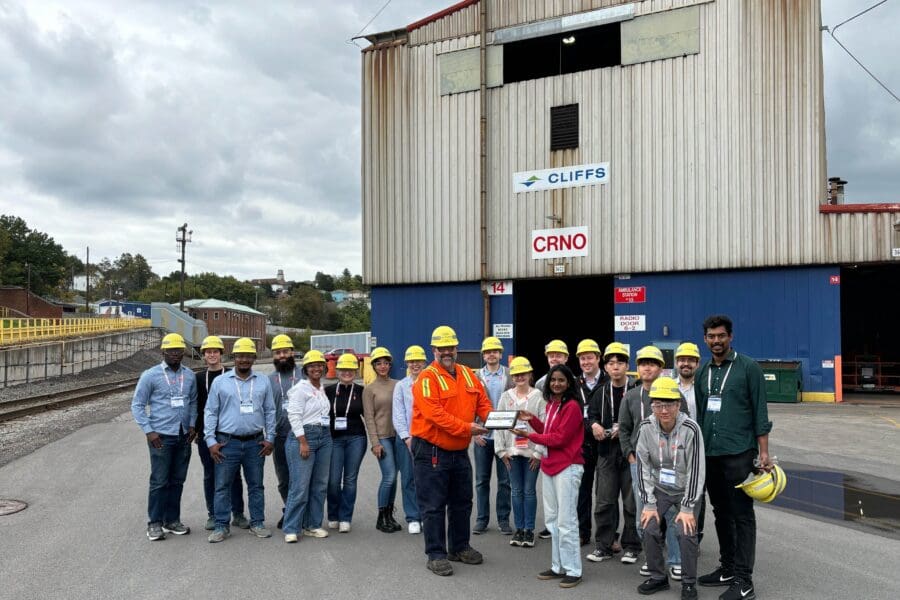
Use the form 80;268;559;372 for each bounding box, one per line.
707;356;736;395
545;400;562;432
333;383;355;417
234;375;254;405
205;368;225;393
162;365;184;396
276;372;296;398
639;388;647;420
658;429;679;470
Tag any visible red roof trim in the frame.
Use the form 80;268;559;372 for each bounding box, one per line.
819;203;900;214
407;0;480;32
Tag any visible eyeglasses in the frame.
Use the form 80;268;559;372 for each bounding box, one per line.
651;402;678;411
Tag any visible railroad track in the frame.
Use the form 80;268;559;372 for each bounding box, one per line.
0;377;140;423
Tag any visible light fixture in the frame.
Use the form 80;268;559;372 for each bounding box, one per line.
562;35;576;45
662;325;669;337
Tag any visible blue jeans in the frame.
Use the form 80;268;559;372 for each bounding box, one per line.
508;455;539;530
283;426;332;535
412;437;473;560
631;462;680;566
376;436;399;508
327;434;367;522
147;432;191;525
213;433;266;529
543;464;584;577
474;438;511;527
394;437;420;522
197;440;244;518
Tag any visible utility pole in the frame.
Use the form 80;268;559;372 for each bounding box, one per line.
85;247;90;314
25;262;31;316
176;223;192;312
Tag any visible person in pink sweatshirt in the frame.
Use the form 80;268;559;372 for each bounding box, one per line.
513;364;585;589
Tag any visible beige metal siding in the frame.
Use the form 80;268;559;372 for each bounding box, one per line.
408;3;481;46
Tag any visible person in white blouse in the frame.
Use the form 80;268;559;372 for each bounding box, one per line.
282;350;333;543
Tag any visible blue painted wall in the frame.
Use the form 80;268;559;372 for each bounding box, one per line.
611;266;841;393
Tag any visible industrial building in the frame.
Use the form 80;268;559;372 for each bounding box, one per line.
361;0;899;400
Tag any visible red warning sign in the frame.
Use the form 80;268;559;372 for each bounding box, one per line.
614;286;646;304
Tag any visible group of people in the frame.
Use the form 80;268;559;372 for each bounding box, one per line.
131;314;772;600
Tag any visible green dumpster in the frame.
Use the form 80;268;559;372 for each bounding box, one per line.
757;360;801;403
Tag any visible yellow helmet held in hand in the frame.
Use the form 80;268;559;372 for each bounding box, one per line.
675;342;701;360
635;345;665;366
271;334;294;351
603;342;630;360
545;339;569;355
735;464;788;503
303;350;326;366
431;325;459;348
200;335;224;351
509;356;534;376
370;347;393;362
161;333;186;350
404;345;427;362
336;354;359;370
232;337;257;354
481;336;504;353
576;339;601;356
649;378;682;401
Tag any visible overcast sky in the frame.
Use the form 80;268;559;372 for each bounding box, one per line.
1;1;897;283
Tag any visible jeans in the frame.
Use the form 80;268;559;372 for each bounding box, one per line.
283;426;332;535
706;449;758;581
376;436;399;508
644;490;699;585
631;462;681;565
197;440;244;518
508;455;539;530
394;437;419;522
543;464;584;577
577;442;597;541
474;438;511;527
594;449;641;552
412;437;473;560
146;432;191;525
213;433;266;529
273;433;290;504
327;434;367;522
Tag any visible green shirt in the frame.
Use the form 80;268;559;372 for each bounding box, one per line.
696;349;772;457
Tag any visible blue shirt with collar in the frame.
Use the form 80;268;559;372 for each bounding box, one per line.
131;362;198;436
204;369;276;446
269;366;304;437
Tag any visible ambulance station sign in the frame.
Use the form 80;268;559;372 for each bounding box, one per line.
514;162;609;193
615;286;646;304
531;226;589;260
615;315;646;332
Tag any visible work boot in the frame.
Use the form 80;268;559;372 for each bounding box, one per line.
376;507;392;533
448;546;483;564
384;504;402;532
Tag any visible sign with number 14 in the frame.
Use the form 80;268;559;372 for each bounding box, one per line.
487;281;513;296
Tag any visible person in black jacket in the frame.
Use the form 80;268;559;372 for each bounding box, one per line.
574;339;607;547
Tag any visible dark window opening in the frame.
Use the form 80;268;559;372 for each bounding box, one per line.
551;104;579;150
503;22;621;85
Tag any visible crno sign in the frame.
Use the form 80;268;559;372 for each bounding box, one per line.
531;226;589;260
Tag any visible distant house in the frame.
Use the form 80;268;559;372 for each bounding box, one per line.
183;298;267;351
97;300;152;318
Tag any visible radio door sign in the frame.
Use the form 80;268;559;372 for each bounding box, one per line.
614;286;646;304
614;314;646;332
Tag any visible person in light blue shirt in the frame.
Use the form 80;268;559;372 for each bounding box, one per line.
473;336;514;535
391;345;427;533
131;333;198;542
268;334;304;529
204;338;276;542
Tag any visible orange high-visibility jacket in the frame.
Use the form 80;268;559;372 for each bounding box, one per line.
411;360;493;451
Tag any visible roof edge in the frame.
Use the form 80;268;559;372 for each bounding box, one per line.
407;0;480;32
819;203;900;214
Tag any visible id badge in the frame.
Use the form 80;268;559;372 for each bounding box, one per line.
660;468;677;485
334;417;348;430
707;395;722;412
319;415;331;426
170;395;185;408
240;402;254;414
583;404;588;419
515;435;529;449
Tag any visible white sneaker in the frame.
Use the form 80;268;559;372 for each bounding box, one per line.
339;521;351;533
284;533;298;543
669;565;682;581
303;527;329;538
408;521;422;534
327;520;339;529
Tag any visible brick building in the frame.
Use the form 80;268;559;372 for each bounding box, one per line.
0;286;63;318
182;299;267;351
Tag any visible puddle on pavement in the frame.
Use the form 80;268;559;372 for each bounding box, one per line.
768;462;900;538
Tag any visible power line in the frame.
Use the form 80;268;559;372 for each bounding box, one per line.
347;0;393;47
825;0;900;103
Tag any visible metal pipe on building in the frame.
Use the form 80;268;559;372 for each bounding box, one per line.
479;0;490;337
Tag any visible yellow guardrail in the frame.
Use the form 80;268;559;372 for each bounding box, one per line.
0;317;152;346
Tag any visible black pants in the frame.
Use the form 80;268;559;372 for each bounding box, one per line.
577;443;597;542
706;449;757;582
594;447;641;552
412;438;473;560
273;433;289;504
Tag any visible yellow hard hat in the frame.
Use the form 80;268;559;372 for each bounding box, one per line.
649;377;682;401
370;347;393;362
576;339;601;356
232;337;257;354
336;353;359;370
636;345;665;366
603;342;630;360
675;342;701;360
303;350;326;366
509;356;534;376
200;335;224;351
271;334;294;351
545;339;569;355
404;345;427;362
481;336;504;353
161;333;186;350
735;465;788;503
431;325;459;348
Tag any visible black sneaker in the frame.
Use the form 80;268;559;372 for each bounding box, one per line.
559;575;582;588
537;569;565;580
499;523;514;535
586;549;613;563
146;523;165;541
719;579;755;600
682;584;698;600
538;528;552;539
522;530;535;547
510;529;524;546
427;558;453;576
699;567;735;587
638;578;671;595
448;546;483;564
472;523;488;535
621;550;640;564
